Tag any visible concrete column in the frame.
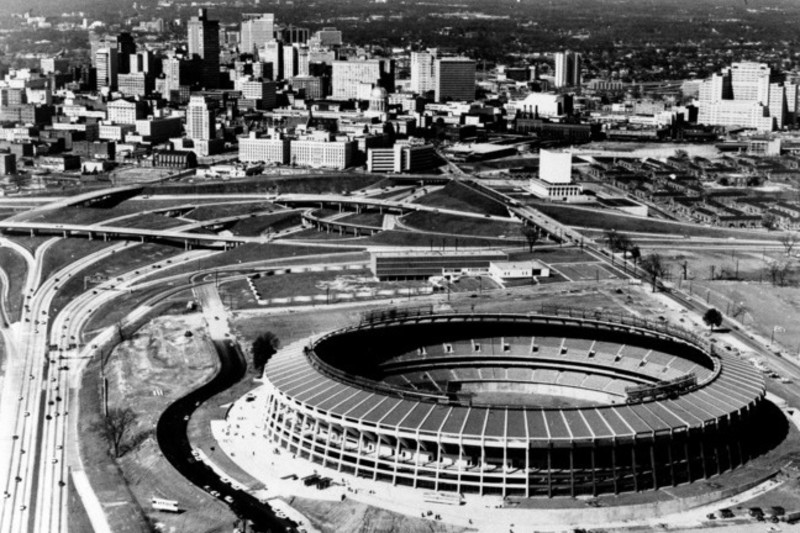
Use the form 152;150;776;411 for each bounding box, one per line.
391;436;402;485
524;444;531;498
354;432;365;477
631;445;639;492
684;439;692;483
321;420;334;468
650;443;658;490
411;437;422;488
667;437;676;486
611;443;619;495
546;447;553;498
569;448;575;497
336;427;349;472
590;446;597;496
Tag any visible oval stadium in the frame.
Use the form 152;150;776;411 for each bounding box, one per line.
260;307;768;498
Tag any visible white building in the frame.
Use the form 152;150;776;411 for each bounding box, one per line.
290;137;355;169
186;95;215;141
529;149;583;200
517;93;569;118
331;59;393;100
240;14;274;55
238;132;290;164
234;79;277;109
489;260;550;281
107;99;142;124
697;61;799;132
410;50;436;95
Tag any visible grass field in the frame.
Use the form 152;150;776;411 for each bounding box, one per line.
113;213;187;230
6;236;52;254
400;211;523;239
144;174;383;196
337;212;385;227
508;247;598;264
413;182;510;216
363;230;519;248
529;202;784;241
141;243;363;283
40;239;113;284
49;243;184;319
0;247;27;322
186;201;278;221
25;206;124;226
230;211;302;236
548;262;619;282
249;270;425;300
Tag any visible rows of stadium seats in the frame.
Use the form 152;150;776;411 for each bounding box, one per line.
386;336;699;383
381;366;635;397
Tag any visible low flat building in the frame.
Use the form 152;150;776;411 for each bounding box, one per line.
371;250;508;281
488;260;550;281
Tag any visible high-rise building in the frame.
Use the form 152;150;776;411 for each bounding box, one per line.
554;51;580;88
434;57;475;102
697;61;795;131
129;51;156;75
331;59;394;100
187;8;220;89
240;14;275;56
410;50;437;95
260;40;283;80
297;46;310;76
116;32;136;74
186;95;215;140
95;47;118;91
283;45;298;79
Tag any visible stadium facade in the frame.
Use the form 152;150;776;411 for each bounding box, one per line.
259;308;766;498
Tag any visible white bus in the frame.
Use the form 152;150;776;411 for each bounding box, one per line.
151;497;180;513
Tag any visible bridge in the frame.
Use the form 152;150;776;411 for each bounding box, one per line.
0;221;262;249
7;185;144;221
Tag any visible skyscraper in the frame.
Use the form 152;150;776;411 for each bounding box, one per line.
116;32;136;74
434;57;475;102
187;8;220;89
411;50;437;95
95;47;118;91
240;14;275;56
186;95;215;140
554;51;580;88
260;40;283;80
331;59;394;100
283;45;298;79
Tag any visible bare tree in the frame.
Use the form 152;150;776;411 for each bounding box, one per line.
102;407;138;458
521;225;540;253
765;260;790;286
640;253;669;292
781;232;800;256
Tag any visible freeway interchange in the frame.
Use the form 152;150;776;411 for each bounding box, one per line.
0;182;794;533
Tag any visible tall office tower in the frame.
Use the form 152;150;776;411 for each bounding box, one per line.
187;8;220;89
433;57;475;102
312;27;342;47
260;40;283;80
296;46;310;76
95;47;119;91
554;51;580;88
116;32;136;74
186;95;215;140
283;45;298;79
240;14;275;56
410;50;437;95
331;59;394;100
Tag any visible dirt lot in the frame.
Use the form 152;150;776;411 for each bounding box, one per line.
104;314;238;533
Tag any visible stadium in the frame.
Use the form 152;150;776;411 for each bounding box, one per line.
260;307;770;498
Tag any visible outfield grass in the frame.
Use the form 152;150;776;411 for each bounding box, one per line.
413;182;510;216
186;201;278;221
0;247;25;322
400;211;523;239
528;202;783;241
144;174;383;196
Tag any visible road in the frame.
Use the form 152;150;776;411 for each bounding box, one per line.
155;283;294;532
